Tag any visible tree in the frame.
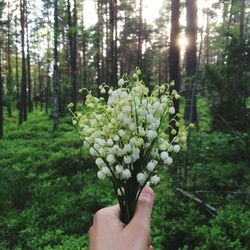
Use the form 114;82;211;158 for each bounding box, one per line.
6;0;14;116
137;0;142;69
0;46;2;139
53;0;59;131
184;0;198;123
0;0;5;138
169;0;180;113
67;0;77;112
26;1;32;112
168;0;180;184
19;0;27;124
108;0;118;86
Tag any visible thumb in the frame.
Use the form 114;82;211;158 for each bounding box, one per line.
131;187;155;229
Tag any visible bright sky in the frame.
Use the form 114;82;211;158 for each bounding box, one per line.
84;0;219;27
84;0;164;28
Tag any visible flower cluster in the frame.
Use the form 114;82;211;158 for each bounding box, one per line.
69;68;190;223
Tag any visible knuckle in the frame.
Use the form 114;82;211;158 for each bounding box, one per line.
94;208;107;222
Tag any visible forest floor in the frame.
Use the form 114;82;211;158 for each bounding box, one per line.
0;109;250;250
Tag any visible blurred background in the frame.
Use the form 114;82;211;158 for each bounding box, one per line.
0;0;250;249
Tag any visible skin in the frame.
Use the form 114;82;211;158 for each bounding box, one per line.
89;187;155;250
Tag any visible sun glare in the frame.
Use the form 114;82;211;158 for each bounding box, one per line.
178;36;189;48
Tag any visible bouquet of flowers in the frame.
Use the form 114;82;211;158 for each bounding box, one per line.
69;68;189;224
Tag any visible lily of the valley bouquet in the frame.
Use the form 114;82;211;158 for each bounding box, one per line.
69;68;189;224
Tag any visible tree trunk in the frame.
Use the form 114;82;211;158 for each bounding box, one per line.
15;16;19;109
169;0;180;111
7;1;13;116
26;8;32;113
19;0;27;124
0;46;3;139
67;0;77;112
96;0;101;85
105;2;109;83
109;0;117;86
169;0;180;184
184;0;198;123
53;0;59;131
137;0;143;69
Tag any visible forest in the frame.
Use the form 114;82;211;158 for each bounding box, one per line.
0;0;250;249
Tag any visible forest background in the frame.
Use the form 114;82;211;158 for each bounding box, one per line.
0;0;250;249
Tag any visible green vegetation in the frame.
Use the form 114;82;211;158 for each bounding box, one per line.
0;105;249;250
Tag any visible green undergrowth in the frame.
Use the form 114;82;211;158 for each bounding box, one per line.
0;109;249;249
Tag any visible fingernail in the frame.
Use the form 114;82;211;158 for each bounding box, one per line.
141;187;154;200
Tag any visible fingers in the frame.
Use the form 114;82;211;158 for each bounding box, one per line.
125;187;154;242
93;204;124;231
133;187;155;228
149;245;154;250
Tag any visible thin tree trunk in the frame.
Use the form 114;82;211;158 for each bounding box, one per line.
26;9;32;113
184;0;198;123
0;46;3;139
15;16;19;109
105;2;109;83
169;0;180;184
96;0;101;85
67;0;77;111
137;0;142;69
19;0;27;124
7;0;13;116
169;0;180;112
53;0;59;131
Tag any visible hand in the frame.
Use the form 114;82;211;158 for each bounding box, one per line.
89;187;155;250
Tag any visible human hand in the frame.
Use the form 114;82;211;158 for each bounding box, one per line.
89;187;155;250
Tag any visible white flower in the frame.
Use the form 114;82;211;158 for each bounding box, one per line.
97;171;106;180
90;119;97;126
118;78;125;87
159;143;167;151
146;130;157;139
153;101;161;109
96;114;102;121
146;114;154;123
146;160;158;172
124;155;132;164
108;89;113;95
123;106;131;113
102;166;111;175
113;135;120;142
137;173;146;184
106;155;116;165
150;175;160;185
169;107;175;114
118;129;126;137
115;165;123;174
164;156;173;165
107;138;114;147
129;123;136;131
118;112;125;121
123;144;132;153
160;151;169;160
89;147;97;156
101;88;106;94
120;91;128;99
95;138;106;146
122;169;131;179
173;144;180;153
95;157;105;167
129;137;137;145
